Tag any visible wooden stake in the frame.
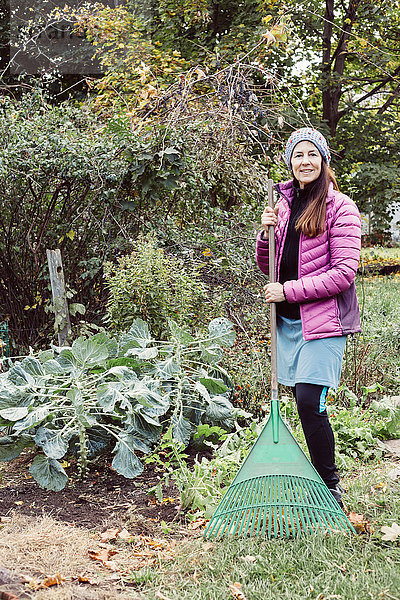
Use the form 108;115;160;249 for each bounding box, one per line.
46;249;71;346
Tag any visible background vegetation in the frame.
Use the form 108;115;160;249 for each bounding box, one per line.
0;5;399;598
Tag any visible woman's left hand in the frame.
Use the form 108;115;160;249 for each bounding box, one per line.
263;282;285;303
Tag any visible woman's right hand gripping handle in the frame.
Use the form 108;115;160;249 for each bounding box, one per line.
261;205;279;237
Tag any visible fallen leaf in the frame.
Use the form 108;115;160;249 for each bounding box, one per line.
380;522;400;542
262;31;276;45
0;591;20;600
229;581;247;600
241;555;256;563
388;467;400;480
43;573;65;587
189;518;207;530
99;528;119;542
118;528;132;541
74;575;96;585
348;512;370;533
155;592;174;600
88;547;118;566
202;542;214;552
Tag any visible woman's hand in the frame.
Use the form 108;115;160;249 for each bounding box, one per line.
264;282;285;303
261;205;279;236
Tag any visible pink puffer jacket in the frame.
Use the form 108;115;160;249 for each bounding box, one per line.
256;180;362;340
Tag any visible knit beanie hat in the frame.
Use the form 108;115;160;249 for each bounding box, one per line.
284;127;331;168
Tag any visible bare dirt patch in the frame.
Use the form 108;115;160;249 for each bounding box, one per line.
0;450;182;530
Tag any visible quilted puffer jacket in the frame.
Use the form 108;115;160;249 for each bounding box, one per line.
256;179;362;340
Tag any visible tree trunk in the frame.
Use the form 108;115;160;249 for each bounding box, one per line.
322;0;360;136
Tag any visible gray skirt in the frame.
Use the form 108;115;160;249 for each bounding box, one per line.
277;316;347;389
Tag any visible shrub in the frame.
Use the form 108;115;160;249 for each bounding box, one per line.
0;92;136;349
104;234;208;338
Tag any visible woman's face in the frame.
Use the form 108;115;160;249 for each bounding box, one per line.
290;141;322;188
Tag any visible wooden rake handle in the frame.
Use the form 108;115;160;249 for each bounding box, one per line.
267;179;278;391
267;179;279;443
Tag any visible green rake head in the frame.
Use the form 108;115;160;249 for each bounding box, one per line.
204;405;355;539
204;473;354;539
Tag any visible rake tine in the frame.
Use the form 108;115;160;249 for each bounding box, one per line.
248;478;261;537
230;480;253;536
237;478;258;536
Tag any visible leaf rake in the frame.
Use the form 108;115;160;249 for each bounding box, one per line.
204;179;355;540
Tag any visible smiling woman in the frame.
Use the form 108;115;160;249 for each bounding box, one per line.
256;127;362;509
290;140;322;188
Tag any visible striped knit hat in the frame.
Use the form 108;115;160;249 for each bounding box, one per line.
284;127;331;168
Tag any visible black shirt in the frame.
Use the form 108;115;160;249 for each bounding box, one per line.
277;186;309;319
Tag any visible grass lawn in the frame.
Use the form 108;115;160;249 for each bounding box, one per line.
121;462;400;600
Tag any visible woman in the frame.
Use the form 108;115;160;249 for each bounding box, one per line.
256;127;361;508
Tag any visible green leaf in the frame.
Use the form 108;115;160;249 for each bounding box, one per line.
200;343;223;363
8;363;35;386
38;350;55;363
168;320;195;345
34;426;69;459
42;359;66;376
126;346;159;360
97;382;133;413
13;406;51;432
0;435;31;461
56;349;78;372
20;356;44;376
29;455;68;491
86;427;112;458
91;333;119;358
199;377;229;394
153;357;180;377
123;319;152;350
106;365;138;380
112;435;144;478
194;381;210;402
205;395;235;422
208;318;235;347
71;336;110;366
66;388;97;427
130;379;168;416
171;414;192;447
0;406;29;421
128;413;161;443
69;303;86;317
0;379;31;411
107;356;141;368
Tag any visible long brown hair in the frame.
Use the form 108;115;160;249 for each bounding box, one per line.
295;162;339;237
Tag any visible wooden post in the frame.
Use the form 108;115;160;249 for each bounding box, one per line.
46;249;71;346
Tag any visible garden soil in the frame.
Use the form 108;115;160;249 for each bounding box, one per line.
0;450;183;529
0;450;205;600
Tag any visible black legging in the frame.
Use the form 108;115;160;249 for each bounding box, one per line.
293;383;339;488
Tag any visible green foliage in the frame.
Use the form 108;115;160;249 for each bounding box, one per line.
0;92;137;349
66;4;188;114
327;385;400;461
104;234;208;338
0;317;239;490
334;114;400;233
339;277;400;400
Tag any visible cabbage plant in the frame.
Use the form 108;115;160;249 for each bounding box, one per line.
0;318;238;491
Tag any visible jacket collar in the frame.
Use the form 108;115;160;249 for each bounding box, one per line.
275;179;335;206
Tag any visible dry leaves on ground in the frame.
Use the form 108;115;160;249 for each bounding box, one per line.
380;523;400;542
229;581;248;600
348;512;372;534
88;532;177;574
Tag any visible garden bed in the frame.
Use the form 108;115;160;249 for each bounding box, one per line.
0;451;182;532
